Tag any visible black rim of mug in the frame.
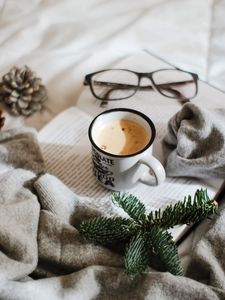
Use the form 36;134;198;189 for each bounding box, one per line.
88;108;156;158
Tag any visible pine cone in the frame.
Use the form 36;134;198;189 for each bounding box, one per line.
0;109;5;130
0;66;47;116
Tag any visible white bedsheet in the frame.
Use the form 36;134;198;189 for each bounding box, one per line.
0;0;225;129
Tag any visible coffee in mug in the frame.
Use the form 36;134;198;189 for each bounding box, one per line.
95;119;150;155
88;108;166;191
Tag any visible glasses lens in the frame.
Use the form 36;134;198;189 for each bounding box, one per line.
152;69;197;99
91;70;138;100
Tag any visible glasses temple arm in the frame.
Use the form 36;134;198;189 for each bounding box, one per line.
84;79;194;102
162;87;190;104
89;79;194;91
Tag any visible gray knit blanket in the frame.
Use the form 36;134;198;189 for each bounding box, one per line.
0;103;225;300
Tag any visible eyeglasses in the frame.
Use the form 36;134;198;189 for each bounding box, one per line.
84;68;198;104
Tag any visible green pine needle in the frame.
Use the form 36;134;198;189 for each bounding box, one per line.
78;188;217;277
79;216;137;245
147;189;217;229
112;192;146;223
146;226;184;276
125;231;149;276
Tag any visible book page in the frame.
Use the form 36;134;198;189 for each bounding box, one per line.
38;107;222;242
78;50;225;117
78;51;225;162
39;50;225;241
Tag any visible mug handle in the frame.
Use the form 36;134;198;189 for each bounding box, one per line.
138;156;166;186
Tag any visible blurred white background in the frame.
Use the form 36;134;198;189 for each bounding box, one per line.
0;0;224;128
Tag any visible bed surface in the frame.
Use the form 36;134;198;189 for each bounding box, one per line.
0;0;225;130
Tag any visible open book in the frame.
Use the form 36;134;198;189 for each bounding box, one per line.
38;51;224;242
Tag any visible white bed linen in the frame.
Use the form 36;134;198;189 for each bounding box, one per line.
0;0;225;129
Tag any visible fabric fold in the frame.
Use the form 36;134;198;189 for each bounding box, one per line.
163;103;225;178
1;126;225;299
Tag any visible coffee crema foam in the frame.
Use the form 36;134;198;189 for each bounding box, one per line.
95;119;150;155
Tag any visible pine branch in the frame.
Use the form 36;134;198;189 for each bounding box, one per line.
112;192;146;223
146;226;184;276
147;189;217;229
78;188;217;277
79;216;137;245
125;231;149;276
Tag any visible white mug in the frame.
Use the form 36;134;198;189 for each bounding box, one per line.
88;108;166;191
